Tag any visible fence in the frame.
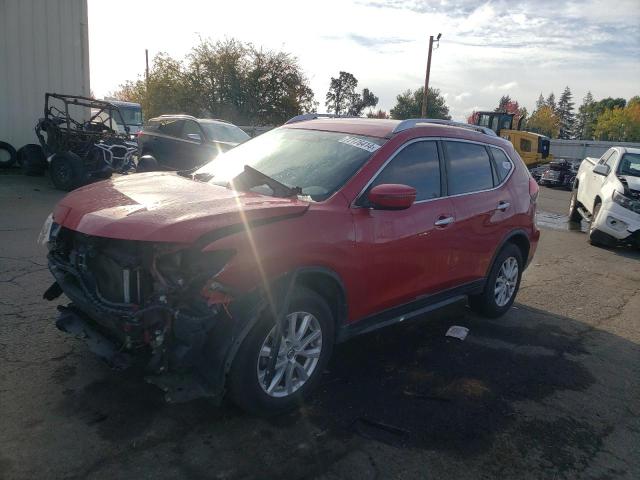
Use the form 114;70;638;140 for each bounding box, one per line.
550;139;640;161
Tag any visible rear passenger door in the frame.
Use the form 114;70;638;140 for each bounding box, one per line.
154;119;184;168
180;120;209;169
443;141;515;284
353;140;457;317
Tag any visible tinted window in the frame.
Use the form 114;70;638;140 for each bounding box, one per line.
201;122;250;143
445;141;494;195
368;141;440;202
490;147;513;183
519;138;532;152
182;120;202;141
159;119;183;137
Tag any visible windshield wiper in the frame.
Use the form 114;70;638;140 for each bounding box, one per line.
232;165;302;197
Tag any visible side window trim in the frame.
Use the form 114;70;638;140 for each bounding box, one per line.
353;137;515;207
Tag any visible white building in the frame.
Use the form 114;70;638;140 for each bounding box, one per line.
0;0;90;152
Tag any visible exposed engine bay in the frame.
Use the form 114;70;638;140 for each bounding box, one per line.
43;222;259;403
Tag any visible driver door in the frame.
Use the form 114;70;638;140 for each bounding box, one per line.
352;140;457;319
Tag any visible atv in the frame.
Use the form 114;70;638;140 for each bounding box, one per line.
35;93;139;191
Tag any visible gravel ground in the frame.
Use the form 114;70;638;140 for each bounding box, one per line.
1;173;639;480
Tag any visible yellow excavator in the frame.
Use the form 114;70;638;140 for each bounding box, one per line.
473;111;552;167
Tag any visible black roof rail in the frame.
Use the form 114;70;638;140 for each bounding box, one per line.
392;118;497;136
285;113;359;124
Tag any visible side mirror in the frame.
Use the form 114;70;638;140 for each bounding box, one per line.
593;163;610;176
187;133;202;142
368;184;416;210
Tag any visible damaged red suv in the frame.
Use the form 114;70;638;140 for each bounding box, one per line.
42;116;539;415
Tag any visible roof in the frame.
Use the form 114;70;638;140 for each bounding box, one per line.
284;118;400;138
283;117;512;148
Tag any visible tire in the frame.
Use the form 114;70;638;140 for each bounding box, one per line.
0;141;17;168
50;152;85;191
469;243;523;318
568;188;582;223
588;203;616;248
228;286;335;416
18;144;46;176
137;155;159;172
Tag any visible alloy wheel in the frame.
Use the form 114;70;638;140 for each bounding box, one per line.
494;257;519;307
256;311;322;398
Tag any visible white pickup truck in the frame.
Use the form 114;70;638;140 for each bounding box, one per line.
569;146;640;247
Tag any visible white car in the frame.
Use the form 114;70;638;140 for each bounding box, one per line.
570;146;640;247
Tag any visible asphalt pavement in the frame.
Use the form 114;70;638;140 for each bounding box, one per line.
1;173;639;480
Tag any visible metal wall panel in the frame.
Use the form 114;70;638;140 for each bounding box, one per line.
550;139;640;160
0;0;89;151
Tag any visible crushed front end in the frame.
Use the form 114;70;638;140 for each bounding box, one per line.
43;222;252;403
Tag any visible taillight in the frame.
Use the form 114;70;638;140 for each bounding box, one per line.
529;177;539;203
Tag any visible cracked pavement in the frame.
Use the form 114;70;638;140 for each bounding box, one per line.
1;174;639;479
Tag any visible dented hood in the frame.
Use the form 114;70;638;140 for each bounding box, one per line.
53;173;309;243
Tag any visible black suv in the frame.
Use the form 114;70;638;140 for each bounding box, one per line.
138;115;250;170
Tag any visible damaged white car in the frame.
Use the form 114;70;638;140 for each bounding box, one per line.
569;147;640;247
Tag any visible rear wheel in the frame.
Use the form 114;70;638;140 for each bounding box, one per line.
0;141;17;168
588;202;616;248
19;144;46;176
469;243;523;318
228;287;334;416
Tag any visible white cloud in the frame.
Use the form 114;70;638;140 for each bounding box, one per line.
88;0;640;122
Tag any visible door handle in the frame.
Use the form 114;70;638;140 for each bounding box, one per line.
496;201;510;211
434;215;455;226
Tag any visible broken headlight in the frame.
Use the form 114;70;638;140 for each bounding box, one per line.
155;248;235;289
612;190;640;213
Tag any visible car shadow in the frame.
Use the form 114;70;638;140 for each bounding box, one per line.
50;298;640;479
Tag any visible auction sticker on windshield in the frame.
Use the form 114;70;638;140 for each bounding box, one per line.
339;136;381;153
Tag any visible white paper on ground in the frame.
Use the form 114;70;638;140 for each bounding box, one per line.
445;325;469;341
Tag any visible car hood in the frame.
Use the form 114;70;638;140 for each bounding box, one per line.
53;173;310;243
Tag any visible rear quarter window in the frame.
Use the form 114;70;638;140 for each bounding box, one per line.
489;147;513;183
444;141;494;195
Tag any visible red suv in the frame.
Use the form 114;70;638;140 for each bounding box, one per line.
42;116;539;415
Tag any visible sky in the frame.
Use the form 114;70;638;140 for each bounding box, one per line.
88;0;640;121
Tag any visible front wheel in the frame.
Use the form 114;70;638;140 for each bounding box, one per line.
469;243;523;318
588;203;616;248
227;287;334;416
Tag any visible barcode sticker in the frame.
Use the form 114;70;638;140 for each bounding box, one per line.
339;136;381;153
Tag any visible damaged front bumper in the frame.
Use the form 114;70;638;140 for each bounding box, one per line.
45;236;263;404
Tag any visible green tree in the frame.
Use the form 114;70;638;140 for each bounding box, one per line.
390;87;450;120
546;92;557;114
557;86;575;139
349;88;379;116
594;101;640;142
535;93;545;110
112;38;317;125
573;91;595;139
366;109;389;119
527;105;560;138
325;71;359;115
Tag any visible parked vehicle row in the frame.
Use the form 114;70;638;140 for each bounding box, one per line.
41;117;539;415
569;147;640;247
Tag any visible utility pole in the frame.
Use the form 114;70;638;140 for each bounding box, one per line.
421;33;441;118
145;49;149;86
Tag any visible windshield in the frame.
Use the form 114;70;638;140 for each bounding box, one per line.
114;107;143;126
618;153;640;177
194;128;386;201
201;122;250;144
